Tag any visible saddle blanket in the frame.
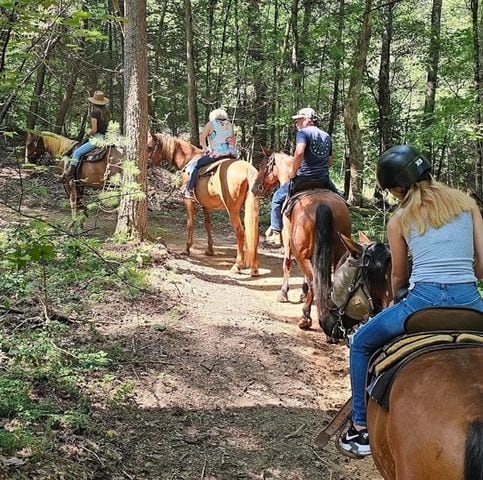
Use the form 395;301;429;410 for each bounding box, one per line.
367;331;483;410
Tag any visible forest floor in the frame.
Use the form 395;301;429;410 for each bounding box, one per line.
0;157;382;480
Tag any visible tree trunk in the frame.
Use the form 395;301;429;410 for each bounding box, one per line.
274;9;292;149
328;0;345;137
184;0;199;145
115;0;148;240
248;0;267;164
472;0;483;196
26;61;47;131
378;1;394;153
150;0;168;129
55;72;77;134
343;0;373;206
0;8;15;74
422;0;443;163
204;0;215;121
290;0;301;107
213;0;233;107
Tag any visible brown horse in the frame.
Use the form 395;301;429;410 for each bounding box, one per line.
252;148;351;329
147;133;260;277
322;236;483;480
25;131;123;225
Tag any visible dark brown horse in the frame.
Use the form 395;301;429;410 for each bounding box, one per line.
25;131;123;226
322;236;483;480
147;133;260;277
252;148;351;329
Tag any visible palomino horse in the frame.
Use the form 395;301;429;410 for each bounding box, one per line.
321;236;483;480
25;131;123;225
252;148;351;329
147;133;260;277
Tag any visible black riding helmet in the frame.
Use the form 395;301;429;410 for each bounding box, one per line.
377;145;431;190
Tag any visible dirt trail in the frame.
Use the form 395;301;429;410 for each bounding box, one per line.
0;166;382;479
89;202;382;480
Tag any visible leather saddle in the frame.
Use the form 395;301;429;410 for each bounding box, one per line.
367;307;483;410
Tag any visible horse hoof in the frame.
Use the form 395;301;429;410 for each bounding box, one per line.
205;249;214;256
230;265;242;274
298;318;312;330
185;248;191;256
277;292;289;303
250;269;259;277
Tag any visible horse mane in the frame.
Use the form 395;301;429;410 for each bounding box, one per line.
40;131;77;157
154;133;202;169
365;242;392;313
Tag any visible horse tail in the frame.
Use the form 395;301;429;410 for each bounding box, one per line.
244;165;260;273
313;203;333;318
465;420;483;480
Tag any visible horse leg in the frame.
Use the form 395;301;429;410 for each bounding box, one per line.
202;207;214;256
298;259;314;330
277;255;292;303
277;224;292;302
228;211;245;274
69;184;79;231
184;199;196;255
300;278;309;303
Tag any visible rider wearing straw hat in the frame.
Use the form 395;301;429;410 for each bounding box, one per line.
63;90;110;182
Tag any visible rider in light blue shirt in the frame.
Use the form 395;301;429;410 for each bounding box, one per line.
184;108;238;200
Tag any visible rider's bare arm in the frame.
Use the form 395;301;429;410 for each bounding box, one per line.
472;208;483;279
387;215;410;295
200;122;213;152
88;117;98;137
290;142;306;178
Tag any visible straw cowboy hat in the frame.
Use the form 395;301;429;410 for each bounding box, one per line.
88;90;109;105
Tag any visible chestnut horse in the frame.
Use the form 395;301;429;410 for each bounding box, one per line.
252;148;351;329
147;133;260;277
25;131;123;226
321;236;483;480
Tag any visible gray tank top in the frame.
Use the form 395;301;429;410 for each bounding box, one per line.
407;211;476;286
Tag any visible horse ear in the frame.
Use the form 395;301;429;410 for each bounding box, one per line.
149;131;157;142
358;231;371;244
339;233;363;258
261;146;272;157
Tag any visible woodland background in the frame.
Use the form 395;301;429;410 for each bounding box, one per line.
0;1;482;477
1;0;483;202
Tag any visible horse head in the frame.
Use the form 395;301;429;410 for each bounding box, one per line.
147;132;164;168
321;233;392;340
25;132;45;163
252;147;282;197
147;132;202;171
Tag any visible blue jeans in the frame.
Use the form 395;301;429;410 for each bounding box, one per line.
71;133;105;165
350;282;483;426
187;154;219;191
270;182;290;232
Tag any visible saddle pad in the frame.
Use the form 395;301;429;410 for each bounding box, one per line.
82;147;110;163
456;332;483;344
374;333;454;376
183;157;236;176
282;188;331;219
367;332;483;410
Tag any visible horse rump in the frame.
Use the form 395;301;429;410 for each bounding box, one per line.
465;420;483;480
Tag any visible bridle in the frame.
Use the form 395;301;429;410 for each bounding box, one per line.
28;136;44;162
148;135;162;164
256;153;277;196
328;244;378;340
